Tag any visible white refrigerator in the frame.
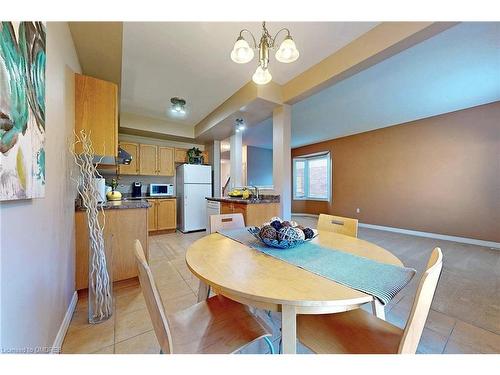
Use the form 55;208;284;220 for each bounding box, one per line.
176;164;212;233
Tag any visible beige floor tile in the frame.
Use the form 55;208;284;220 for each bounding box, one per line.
447;320;500;353
443;339;482;354
425;309;456;337
150;259;185;284
416;328;448;354
163;292;197;314
157;278;194;300
115;307;153;343
62;317;114;354
92;345;114;354
115;330;160;354
115;285;147;315
148;241;168;262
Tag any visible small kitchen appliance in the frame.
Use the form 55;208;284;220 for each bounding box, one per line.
132;182;142;197
149;183;174;197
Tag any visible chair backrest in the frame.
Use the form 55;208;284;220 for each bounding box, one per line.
317;214;358;238
398;247;443;354
134;240;173;354
209;213;245;234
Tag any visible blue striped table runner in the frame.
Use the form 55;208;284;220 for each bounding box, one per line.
218;228;416;305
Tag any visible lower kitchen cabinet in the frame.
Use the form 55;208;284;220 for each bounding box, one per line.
75;208;149;290
148;198;177;233
220;201;280;226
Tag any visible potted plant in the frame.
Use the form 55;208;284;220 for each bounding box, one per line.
187;147;203;164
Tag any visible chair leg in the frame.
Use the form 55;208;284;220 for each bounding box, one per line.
263;336;275;354
371;299;385;320
197;281;210;303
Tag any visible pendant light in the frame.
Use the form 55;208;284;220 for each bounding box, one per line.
230;22;299;85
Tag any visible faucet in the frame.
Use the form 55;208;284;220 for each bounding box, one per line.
251;185;260;200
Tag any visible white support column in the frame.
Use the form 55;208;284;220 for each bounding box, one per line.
273;104;292;220
211;140;221;197
229;131;242;189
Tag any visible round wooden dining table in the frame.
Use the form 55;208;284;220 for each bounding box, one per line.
185;230;403;354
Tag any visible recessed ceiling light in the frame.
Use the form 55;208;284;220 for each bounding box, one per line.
235;118;246;132
170;97;187;116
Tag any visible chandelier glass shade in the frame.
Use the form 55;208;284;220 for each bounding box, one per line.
230;22;299;85
230;37;254;64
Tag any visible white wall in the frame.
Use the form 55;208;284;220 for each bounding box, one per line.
0;22;81;352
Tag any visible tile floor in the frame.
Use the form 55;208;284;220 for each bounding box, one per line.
62;216;500;354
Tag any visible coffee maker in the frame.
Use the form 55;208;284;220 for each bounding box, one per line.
131;182;142;198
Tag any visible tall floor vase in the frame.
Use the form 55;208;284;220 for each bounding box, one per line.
71;130;113;323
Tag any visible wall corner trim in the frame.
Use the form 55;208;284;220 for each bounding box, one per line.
51;291;78;354
292;213;500;249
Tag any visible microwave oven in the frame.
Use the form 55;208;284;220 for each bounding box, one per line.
149;183;174;197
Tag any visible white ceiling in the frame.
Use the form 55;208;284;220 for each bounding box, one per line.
120;22;378;126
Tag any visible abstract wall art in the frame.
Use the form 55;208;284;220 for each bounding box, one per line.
0;21;46;201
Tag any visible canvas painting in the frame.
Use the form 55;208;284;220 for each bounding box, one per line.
0;21;46;201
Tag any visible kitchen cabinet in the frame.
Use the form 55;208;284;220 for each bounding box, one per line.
157;199;177;230
220;201;280;226
75;74;118;160
75;208;148;290
202;150;209;164
158;146;174;176
134;144;175;177
148;198;177;233
139;144;158;175
147;199;157;232
118;142;139;175
175;148;188;163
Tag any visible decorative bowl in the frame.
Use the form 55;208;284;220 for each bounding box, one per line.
247;227;317;249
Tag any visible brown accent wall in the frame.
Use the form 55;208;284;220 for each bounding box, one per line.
292;101;500;242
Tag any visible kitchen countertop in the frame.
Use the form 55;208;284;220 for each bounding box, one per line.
206;195;280;205
75;199;151;211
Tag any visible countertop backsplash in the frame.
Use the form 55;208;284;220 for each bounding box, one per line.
104;174;176;195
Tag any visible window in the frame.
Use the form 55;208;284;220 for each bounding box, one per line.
293;153;331;201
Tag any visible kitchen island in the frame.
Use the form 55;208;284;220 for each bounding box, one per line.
75;200;149;290
206;195;280;227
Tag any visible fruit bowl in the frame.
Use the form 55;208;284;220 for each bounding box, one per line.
248;226;317;249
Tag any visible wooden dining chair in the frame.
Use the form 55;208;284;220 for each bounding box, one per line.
317;214;358;237
209;213;245;234
297;247;443;354
197;213;247;302
134;240;275;354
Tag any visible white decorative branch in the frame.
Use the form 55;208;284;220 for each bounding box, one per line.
69;130;112;322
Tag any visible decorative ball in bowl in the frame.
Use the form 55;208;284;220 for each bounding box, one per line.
248;217;317;249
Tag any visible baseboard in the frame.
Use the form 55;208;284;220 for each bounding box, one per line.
292;213;500;249
51;291;78;354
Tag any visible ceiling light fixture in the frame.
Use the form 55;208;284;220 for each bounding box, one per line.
231;21;299;85
170;97;186;116
235;118;246;133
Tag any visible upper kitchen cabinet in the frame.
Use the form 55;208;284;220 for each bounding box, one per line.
139;144;158;175
174;148;188;163
75;74;118;160
202;150;209;164
118;142;139;175
158;147;174;176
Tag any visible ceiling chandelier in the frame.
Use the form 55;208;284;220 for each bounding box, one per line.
230;21;299;85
